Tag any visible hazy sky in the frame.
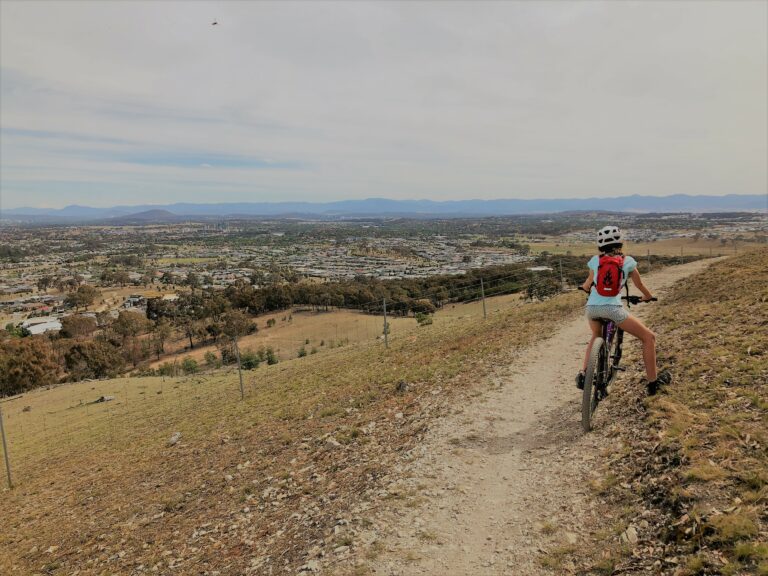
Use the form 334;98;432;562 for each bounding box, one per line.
1;0;766;209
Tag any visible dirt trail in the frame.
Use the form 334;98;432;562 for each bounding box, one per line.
366;259;718;576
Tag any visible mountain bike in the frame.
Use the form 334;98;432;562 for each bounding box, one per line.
580;290;657;432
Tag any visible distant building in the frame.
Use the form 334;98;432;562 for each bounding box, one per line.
123;294;146;308
21;317;62;335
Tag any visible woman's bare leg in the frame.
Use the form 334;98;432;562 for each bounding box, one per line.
582;319;603;371
618;314;657;381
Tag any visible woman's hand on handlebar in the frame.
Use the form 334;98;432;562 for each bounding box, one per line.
641;293;655;302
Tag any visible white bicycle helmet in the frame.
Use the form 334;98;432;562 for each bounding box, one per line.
597;225;623;248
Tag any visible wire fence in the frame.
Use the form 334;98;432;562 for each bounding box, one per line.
0;252;708;488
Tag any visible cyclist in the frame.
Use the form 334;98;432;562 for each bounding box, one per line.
576;225;671;396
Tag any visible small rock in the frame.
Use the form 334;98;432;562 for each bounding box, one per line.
326;437;342;449
621;526;639;545
298;560;320;572
167;432;182;446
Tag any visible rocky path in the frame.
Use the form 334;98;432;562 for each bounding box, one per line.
364;259;718;576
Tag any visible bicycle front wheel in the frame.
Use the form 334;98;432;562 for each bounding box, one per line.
582;337;604;432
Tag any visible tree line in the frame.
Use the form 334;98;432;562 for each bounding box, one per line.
0;254;699;396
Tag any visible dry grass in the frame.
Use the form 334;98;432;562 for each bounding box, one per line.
0;287;585;574
584;248;768;574
149;289;526;368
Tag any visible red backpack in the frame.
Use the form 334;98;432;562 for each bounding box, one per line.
595;254;625;297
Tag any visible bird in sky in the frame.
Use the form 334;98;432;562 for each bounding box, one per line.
211;19;218;26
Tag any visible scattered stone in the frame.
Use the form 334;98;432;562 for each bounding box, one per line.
167;432;182;446
298;559;320;572
396;380;409;394
621;525;639;545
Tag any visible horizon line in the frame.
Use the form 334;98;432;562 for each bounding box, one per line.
3;192;766;212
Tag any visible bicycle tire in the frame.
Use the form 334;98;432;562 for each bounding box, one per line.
582;337;604;432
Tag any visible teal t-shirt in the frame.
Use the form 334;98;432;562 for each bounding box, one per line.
586;255;637;305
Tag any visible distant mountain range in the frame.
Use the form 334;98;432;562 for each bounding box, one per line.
2;194;765;223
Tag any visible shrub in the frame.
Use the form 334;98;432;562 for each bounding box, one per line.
157;363;176;377
220;345;237;365
204;350;220;368
297;346;307;358
240;349;260;370
0;337;60;395
266;347;278;365
415;312;433;326
181;357;198;374
64;340;124;381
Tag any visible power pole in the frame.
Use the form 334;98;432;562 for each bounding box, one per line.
233;336;244;401
0;404;12;489
480;278;487;319
382;299;389;349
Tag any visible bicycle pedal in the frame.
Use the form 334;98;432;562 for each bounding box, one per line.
612;366;626;371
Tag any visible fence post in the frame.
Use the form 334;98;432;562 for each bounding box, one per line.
233;336;244;401
480;278;487;319
382;299;389;349
0;404;12;489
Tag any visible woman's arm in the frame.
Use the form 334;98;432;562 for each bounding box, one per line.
582;270;594;293
629;269;654;300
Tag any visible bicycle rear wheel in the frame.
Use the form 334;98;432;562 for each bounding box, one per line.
582;337;605;432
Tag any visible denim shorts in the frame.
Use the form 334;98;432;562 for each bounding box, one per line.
586;304;629;325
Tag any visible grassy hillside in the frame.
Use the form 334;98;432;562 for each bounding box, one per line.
583;248;767;575
0;287;584;574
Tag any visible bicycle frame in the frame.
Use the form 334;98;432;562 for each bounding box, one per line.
601;320;624;389
581;284;656;432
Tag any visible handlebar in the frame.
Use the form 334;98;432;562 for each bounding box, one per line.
622;295;657;305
